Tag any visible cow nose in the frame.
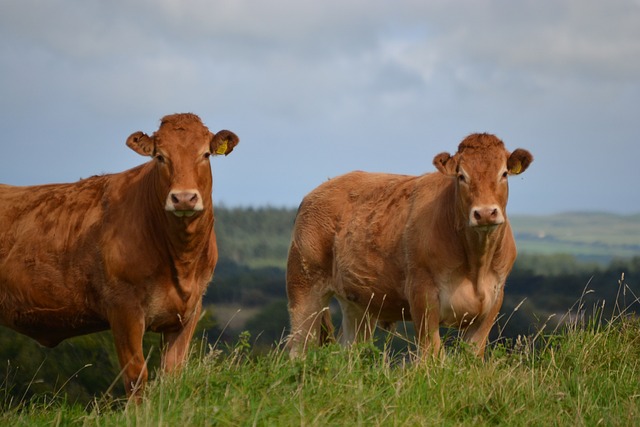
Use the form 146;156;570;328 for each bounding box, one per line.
170;191;200;211
470;205;504;227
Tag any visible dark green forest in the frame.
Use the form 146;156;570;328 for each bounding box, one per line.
1;207;639;406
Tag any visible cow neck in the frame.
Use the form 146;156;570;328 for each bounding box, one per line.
165;210;214;263
140;164;214;267
461;223;506;280
446;179;507;280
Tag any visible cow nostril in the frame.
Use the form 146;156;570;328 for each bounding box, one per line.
471;206;503;226
169;191;201;212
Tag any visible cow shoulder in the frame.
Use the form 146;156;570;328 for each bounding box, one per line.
403;171;463;269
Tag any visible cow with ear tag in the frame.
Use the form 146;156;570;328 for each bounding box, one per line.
286;133;532;359
0;113;238;399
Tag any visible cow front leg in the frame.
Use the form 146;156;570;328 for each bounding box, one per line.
109;310;147;399
463;287;504;357
161;302;202;372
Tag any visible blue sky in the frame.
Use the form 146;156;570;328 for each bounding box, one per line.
1;0;639;214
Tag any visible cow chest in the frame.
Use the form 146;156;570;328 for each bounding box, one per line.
437;272;502;328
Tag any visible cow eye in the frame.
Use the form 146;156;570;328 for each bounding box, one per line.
156;155;165;163
203;152;211;159
457;174;466;183
502;171;508;179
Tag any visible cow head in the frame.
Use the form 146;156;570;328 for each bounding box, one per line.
433;133;532;229
126;113;239;218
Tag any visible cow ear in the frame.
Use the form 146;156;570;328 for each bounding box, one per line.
433;152;456;176
508;148;533;175
126;132;154;157
211;130;239;156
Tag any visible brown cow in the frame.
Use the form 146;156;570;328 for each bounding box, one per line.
0;113;238;398
286;133;532;358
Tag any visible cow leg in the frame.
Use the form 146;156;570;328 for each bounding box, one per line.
286;241;334;357
463;287;504;357
408;273;441;359
287;291;332;357
109;310;147;399
336;298;376;345
337;298;358;345
161;302;202;372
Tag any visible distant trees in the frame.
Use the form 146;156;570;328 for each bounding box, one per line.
214;206;296;268
500;254;640;337
244;300;290;348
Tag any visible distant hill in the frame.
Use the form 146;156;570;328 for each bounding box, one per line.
510;212;640;263
214;207;640;267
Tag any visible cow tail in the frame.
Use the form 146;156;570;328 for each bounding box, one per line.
319;309;335;345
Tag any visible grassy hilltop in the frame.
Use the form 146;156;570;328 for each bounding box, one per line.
3;313;640;425
1;207;640;424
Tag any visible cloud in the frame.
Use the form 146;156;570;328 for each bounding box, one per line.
0;0;638;213
4;0;638;116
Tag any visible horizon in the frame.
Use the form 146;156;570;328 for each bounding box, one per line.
211;203;640;218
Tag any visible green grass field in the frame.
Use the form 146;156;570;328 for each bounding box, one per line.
511;212;640;261
2;210;639;424
3;309;639;426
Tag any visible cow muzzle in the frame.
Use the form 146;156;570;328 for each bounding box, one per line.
469;205;505;228
165;190;203;217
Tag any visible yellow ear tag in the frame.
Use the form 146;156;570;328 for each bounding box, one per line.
511;163;522;175
215;140;228;155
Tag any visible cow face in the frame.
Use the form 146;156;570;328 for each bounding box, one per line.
126;113;239;218
433;133;532;229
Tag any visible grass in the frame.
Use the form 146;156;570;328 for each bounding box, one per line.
511;212;640;260
2;298;640;426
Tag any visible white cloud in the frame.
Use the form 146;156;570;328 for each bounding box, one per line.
0;0;639;212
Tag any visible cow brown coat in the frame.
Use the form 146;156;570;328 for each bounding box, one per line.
0;113;238;398
286;133;532;358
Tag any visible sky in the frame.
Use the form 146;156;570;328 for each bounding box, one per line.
0;0;639;215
